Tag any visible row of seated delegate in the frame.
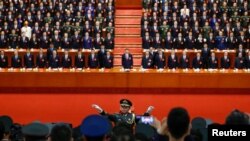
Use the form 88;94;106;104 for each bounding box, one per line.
0;0;115;49
141;0;250;50
1;48;250;69
0;31;114;49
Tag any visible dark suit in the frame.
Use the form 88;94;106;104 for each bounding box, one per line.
75;55;85;68
93;38;103;49
245;56;250;69
122;54;133;69
220;57;231;69
141;55;153;69
142;37;151;49
61;56;72;68
152;37;162;49
36;55;47;68
51;36;61;49
40;37;50;49
184;37;195;49
0;56;8;68
98;50;107;68
49;56;60;68
0;36;8;48
71;35;82;49
88;54;99;68
154;54;166;69
167;55;178;69
234;57;245;69
11;56;22;68
165;37;173;49
201;48;211;68
19;37;30;49
179;56;190;69
208;57;219;69
103;55;113;68
24;54;34;68
104;37;114;49
226;37;237;49
46;48;55;60
61;38;71;49
192;57;204;69
83;37;93;49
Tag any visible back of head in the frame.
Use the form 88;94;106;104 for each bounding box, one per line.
0;122;4;140
110;124;134;141
167;107;190;140
225;109;249;125
50;124;72;141
22;122;49;141
10;123;24;141
81;115;112;141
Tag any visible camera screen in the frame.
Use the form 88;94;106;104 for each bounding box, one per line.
140;116;154;124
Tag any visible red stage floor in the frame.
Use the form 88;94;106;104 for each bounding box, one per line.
0;93;249;127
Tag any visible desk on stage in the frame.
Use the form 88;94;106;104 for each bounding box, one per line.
0;68;249;93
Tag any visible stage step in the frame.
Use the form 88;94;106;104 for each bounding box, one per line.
114;47;142;54
115;18;141;25
116;10;142;16
115;27;141;35
115;44;141;48
116;24;141;28
115;37;142;45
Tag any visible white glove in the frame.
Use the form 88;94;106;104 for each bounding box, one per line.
146;106;155;114
92;104;103;113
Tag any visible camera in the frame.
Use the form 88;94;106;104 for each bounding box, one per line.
137;116;154;124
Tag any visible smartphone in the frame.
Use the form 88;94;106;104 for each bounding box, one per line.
139;116;154;124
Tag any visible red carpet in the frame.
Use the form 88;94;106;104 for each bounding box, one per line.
0;93;249;127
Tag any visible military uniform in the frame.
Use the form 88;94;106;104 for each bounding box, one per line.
100;99;149;130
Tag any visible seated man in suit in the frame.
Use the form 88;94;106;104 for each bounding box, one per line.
75;50;85;69
122;49;133;69
83;32;93;49
103;51;113;69
49;50;60;68
0;50;8;68
168;50;178;69
98;45;107;68
104;33;114;49
88;49;99;68
245;51;250;69
36;48;47;68
208;52;218;69
179;50;190;69
47;43;56;60
220;51;231;69
24;48;34;68
215;31;226;50
141;50;153;69
61;50;72;68
234;52;245;69
154;49;166;69
236;44;246;57
11;49;22;68
192;52;204;69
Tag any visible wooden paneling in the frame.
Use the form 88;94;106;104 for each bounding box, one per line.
0;68;250;91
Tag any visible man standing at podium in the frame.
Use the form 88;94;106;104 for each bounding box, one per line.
122;49;133;69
